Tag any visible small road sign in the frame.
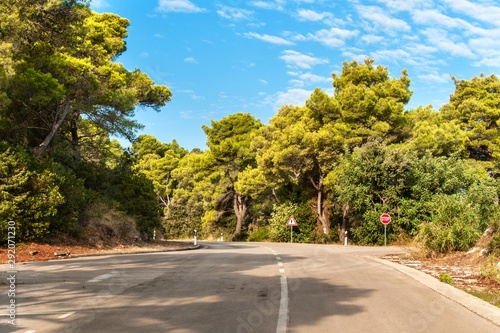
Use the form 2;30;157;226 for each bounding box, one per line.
380;213;391;225
287;216;298;226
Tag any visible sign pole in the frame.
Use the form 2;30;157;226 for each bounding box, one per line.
287;216;298;243
384;224;387;246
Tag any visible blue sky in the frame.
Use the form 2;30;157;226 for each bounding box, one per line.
91;0;500;150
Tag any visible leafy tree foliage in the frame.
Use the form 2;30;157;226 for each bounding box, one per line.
202;113;263;238
166;150;223;238
441;74;500;170
132;135;187;213
0;143;63;241
0;0;171;157
328;141;498;247
0;1;170;242
257;97;346;236
332;58;412;146
401;105;467;157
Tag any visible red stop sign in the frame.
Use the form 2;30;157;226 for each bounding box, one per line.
380;213;391;225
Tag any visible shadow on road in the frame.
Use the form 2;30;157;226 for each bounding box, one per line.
5;243;375;333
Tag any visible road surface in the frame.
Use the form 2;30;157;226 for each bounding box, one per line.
1;242;499;332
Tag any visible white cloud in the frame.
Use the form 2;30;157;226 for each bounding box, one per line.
243;32;294;45
469;37;500;54
289;79;305;87
421;28;474;58
274;88;312;108
298;72;332;84
442;0;500;27
296;9;332;22
357;5;411;34
340;51;368;63
157;0;206;13
216;5;254;20
473;57;500;67
184;57;198;64
307;28;359;47
418;73;451;83
405;43;438;55
280;50;329;69
370;49;411;63
374;0;434;12
412;9;473;31
250;0;286;11
360;34;384;44
286;71;331;86
91;0;110;9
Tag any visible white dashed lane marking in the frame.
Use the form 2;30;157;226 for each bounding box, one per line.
87;271;120;283
57;311;76;319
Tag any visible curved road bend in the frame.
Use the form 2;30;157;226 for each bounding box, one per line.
1;242;499;333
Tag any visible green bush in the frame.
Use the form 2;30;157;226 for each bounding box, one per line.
488;234;500;255
480;255;500;281
439;273;453;284
268;202;317;243
0;144;64;242
419;194;481;253
351;206;395;245
248;226;270;242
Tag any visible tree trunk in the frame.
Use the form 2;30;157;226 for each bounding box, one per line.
271;188;280;203
316;189;329;234
34;97;71;158
232;193;248;239
340;203;349;240
310;175;329;235
69;110;79;147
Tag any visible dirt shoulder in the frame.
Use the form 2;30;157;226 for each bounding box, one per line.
381;250;500;307
0;240;198;264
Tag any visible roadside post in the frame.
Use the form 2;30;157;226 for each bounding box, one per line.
380;213;391;246
194;229;197;246
287;216;298;243
343;231;348;246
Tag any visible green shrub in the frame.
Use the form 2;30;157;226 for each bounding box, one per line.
352;206;395;245
248;226;270;242
439;273;453;284
480;255;500;281
0;144;64;242
268;202;317;243
489;234;500;256
419;194;481;253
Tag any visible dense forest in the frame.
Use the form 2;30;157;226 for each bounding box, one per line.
1;0;500;255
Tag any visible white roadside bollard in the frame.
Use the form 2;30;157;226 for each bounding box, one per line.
343;231;348;246
194;229;197;246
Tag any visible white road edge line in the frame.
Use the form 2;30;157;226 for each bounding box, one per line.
276;275;288;333
57;311;76;319
265;247;288;333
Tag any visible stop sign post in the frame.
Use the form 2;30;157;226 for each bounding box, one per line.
380;213;391;246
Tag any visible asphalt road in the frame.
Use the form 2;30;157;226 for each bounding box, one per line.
1;242;500;333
